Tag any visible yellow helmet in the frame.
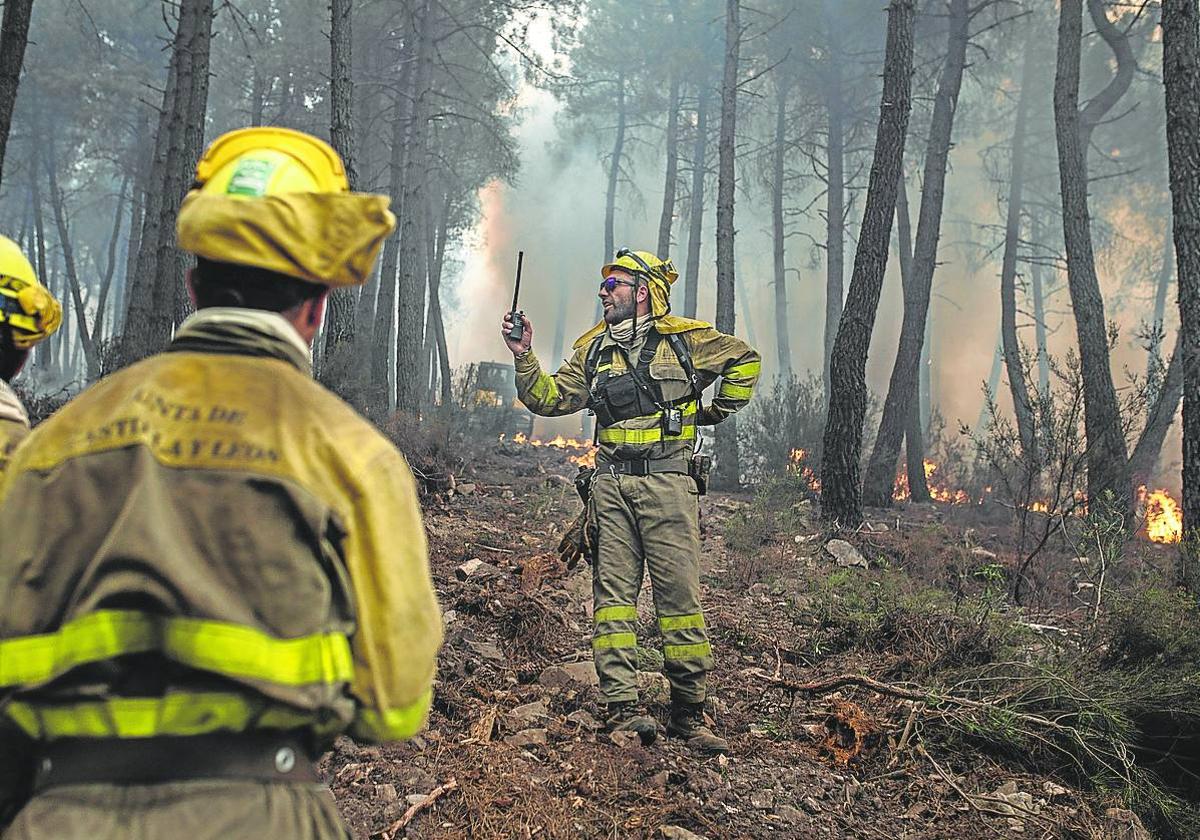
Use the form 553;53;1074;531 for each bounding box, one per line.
0;235;62;350
601;248;678;287
193;126;348;197
601;248;679;319
177;126;395;288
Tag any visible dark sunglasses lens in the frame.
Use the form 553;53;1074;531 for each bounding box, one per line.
601;278;616;292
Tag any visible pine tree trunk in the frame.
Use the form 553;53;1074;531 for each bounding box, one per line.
427;193;453;416
370;118;407;415
683;86;707;321
0;0;33;188
712;0;741;490
369;40;415;418
116;113;150;339
1129;331;1183;488
920;313;932;433
93;174;129;347
657;75;680;258
1030;213;1051;400
395;0;433;414
1162;0;1200;591
1147;229;1175;397
819;0;916;527
44;134;99;381
822;0;846;408
351;31;388;404
895;170;929;502
1053;0;1135;514
169;0;213;331
605;71;626;263
27;130;50;372
772;77;791;378
123;0;213;364
862;0;968;508
322;0;358;378
999;33;1038;462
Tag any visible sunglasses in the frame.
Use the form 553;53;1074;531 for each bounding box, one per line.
599;277;638;293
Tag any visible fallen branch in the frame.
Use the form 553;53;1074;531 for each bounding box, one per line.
748;670;929;702
378;777;459;840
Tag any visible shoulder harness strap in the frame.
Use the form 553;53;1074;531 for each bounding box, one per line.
664;331;702;401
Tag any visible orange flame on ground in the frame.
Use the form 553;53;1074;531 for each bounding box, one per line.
1138;486;1183;544
569;450;596;468
893;459;973;505
502;432;597;468
788;449;821;493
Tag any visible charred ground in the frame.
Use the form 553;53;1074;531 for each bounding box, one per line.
322;439;1195;840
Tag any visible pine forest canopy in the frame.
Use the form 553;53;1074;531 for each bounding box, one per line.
0;0;1193;545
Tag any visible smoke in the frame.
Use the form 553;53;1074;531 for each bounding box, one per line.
443;6;1178;482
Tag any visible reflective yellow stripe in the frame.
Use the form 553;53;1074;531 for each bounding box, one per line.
528;374;559;404
592;632;637;650
724;360;761;380
596;363;613;372
0;610;353;689
598;425;697;445
718;382;754;400
594;605;638;624
664;642;712;660
351;688;433;742
659;614;706;632
4;692;330;740
0;611;155;686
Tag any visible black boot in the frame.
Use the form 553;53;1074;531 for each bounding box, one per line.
604;701;658;746
666;701;728;754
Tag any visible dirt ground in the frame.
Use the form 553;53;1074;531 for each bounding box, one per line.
322;440;1157;840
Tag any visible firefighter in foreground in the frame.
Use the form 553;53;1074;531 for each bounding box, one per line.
0;127;442;839
0;235;61;473
502;250;760;753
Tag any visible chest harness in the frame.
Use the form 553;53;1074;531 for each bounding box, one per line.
585;328;703;438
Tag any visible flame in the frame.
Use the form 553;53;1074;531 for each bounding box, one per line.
892;458;972;505
787;449;821;492
1139;486;1183;544
503;431;597;467
569;450;596;468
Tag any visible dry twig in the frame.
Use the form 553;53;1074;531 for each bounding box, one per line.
378;777;460;840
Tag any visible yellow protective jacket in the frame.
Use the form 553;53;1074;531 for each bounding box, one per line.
0;380;29;475
0;309;442;752
515;319;760;462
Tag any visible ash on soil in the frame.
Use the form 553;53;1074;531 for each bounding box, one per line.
322;440;1128;840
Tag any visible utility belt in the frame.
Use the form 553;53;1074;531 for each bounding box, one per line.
594;455;690;477
31;731;319;793
583;453;712;495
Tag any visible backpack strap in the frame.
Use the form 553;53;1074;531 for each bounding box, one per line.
665;331;703;402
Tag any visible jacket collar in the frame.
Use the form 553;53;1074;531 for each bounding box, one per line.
0;379;29;427
169;307;313;375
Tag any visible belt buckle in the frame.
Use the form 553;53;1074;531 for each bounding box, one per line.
632;459;650;477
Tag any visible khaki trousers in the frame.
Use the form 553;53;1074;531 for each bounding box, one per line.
590;471;714;704
2;780;351;840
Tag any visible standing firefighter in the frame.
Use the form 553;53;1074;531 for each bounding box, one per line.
0;127;442;839
501;249;760;753
0;235;61;473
